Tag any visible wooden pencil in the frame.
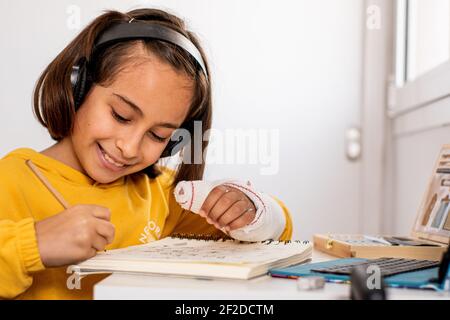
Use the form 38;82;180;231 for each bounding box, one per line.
26;159;70;209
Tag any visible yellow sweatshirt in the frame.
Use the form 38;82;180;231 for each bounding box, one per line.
0;148;293;300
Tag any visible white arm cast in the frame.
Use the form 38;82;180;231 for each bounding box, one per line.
174;180;286;241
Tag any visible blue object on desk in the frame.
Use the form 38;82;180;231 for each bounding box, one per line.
269;258;445;291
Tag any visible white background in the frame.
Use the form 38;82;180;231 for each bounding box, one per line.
0;0;364;240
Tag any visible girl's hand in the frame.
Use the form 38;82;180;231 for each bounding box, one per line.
35;204;115;267
199;185;256;232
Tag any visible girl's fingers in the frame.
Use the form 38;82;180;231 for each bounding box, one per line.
86;248;98;260
207;190;243;223
91;235;108;252
90;206;112;221
95;219;115;244
199;185;230;218
216;199;249;227
224;209;256;231
200;185;257;231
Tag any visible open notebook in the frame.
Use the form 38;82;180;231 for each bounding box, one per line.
72;234;312;280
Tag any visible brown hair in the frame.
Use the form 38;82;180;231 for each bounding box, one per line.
33;8;212;185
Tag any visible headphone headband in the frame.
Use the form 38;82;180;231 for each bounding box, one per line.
93;21;208;79
71;19;207;158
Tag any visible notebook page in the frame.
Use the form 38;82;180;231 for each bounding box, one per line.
92;237;312;264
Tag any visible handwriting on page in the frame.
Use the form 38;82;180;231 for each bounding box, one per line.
95;238;310;264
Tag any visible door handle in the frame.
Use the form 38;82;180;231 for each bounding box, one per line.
345;127;361;161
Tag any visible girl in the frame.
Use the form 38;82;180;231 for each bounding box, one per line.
0;8;292;299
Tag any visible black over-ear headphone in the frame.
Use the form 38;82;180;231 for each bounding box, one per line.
70;20;208;158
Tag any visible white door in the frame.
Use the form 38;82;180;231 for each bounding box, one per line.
193;0;365;240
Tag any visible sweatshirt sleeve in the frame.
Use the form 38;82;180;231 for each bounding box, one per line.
272;196;293;241
0;218;45;299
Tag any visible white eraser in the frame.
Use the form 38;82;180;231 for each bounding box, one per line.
297;276;325;291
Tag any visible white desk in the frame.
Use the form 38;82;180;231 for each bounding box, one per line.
94;250;450;300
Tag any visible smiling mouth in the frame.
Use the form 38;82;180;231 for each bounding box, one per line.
98;143;131;169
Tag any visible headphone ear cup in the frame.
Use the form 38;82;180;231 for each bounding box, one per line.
71;58;91;109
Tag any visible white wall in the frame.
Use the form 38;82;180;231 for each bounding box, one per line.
0;0;364;240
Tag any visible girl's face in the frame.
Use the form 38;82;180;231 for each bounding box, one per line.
70;50;193;184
